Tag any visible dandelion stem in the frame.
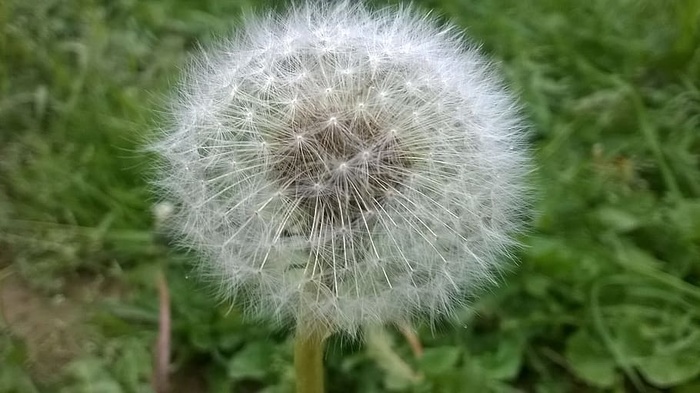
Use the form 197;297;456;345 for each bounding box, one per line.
294;327;327;393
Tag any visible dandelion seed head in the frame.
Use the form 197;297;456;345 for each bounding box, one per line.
154;1;530;335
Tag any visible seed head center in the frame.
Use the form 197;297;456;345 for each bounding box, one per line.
268;114;411;228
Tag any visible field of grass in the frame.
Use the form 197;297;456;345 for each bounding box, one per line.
1;0;699;392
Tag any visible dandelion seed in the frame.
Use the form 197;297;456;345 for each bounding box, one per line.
153;1;529;338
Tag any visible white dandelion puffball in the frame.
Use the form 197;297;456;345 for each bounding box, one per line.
155;1;529;335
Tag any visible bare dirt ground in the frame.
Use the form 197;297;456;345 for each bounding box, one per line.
0;266;208;392
0;267;103;383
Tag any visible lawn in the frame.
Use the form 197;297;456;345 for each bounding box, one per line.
1;0;699;392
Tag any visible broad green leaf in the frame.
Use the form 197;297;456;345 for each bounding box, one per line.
636;354;700;388
474;334;524;381
565;330;617;388
227;342;275;381
419;346;462;376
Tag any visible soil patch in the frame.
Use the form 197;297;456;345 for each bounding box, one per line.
0;268;117;383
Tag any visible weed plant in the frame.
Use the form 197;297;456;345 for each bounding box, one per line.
1;0;699;392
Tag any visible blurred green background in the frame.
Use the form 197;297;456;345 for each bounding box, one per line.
1;0;699;392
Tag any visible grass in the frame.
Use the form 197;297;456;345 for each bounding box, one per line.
1;0;699;391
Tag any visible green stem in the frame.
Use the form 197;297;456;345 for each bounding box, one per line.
294;327;326;393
